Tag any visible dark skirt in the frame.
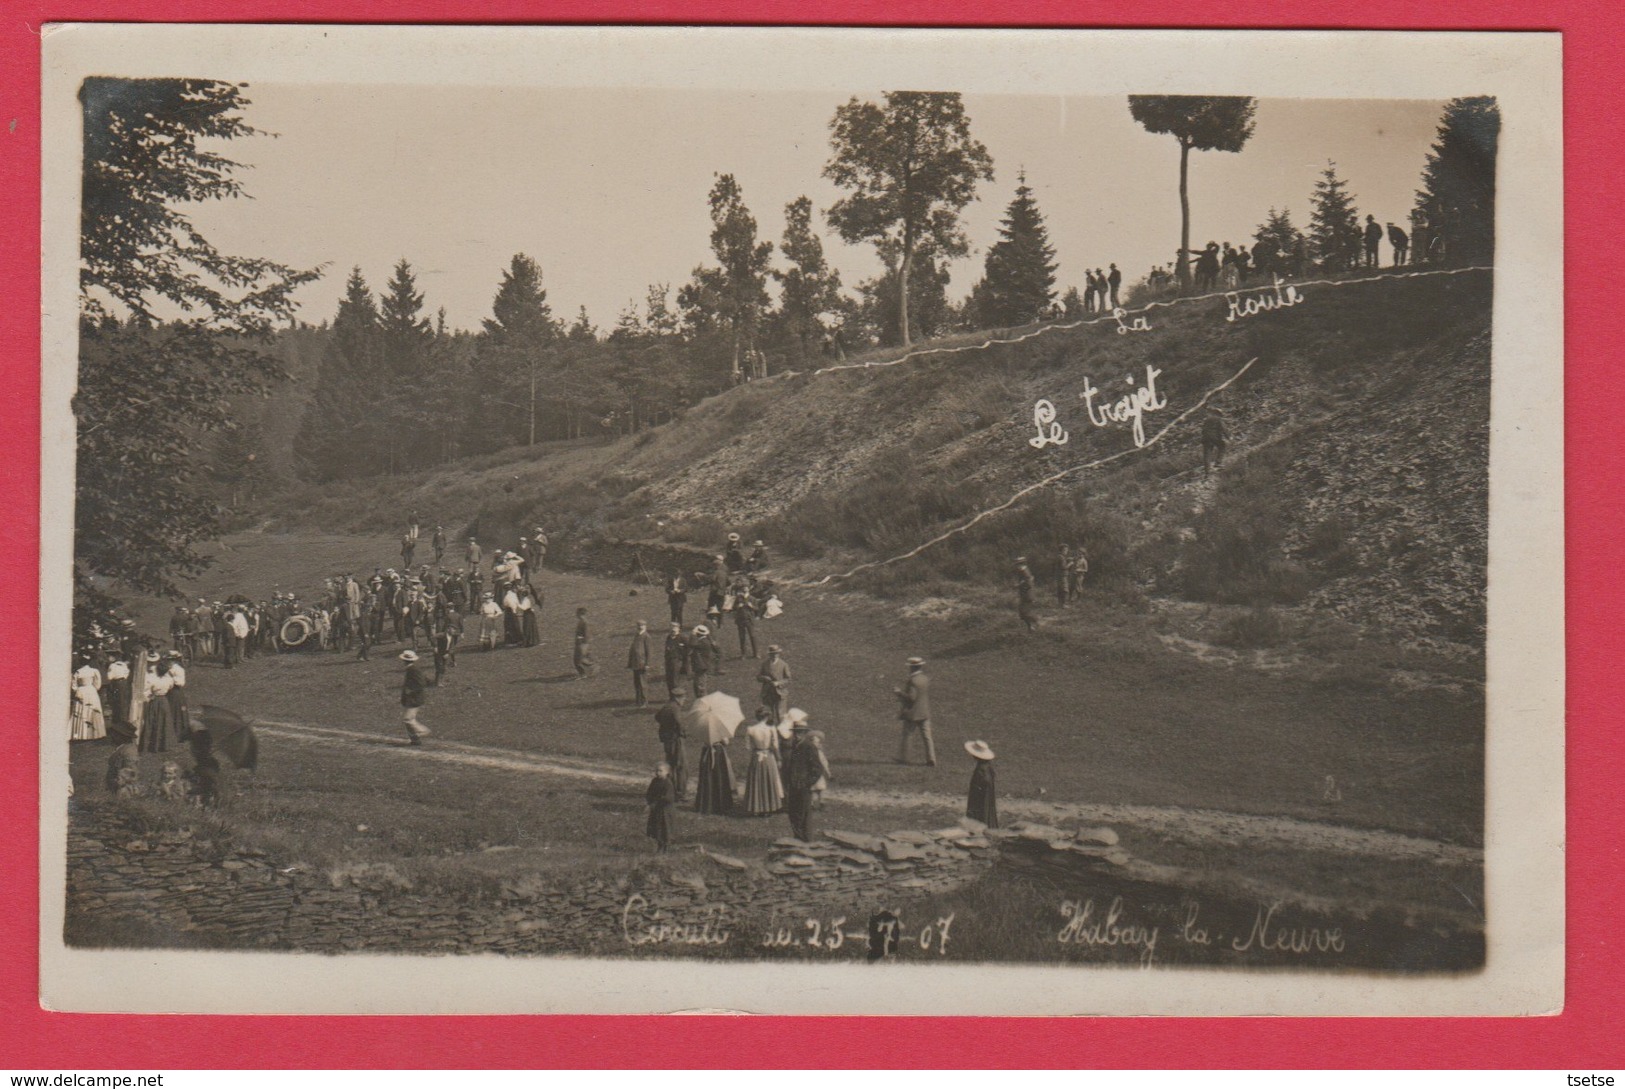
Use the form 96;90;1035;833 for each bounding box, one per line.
967;762;999;829
141;697;170;753
662;736;689;798
167;686;190;741
521;611;540;647
695;744;735;815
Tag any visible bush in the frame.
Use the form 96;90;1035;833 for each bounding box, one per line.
1214;607;1288;649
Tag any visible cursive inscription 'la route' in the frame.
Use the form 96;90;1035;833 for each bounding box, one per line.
1224;275;1305;323
622;893;733;947
1229;901;1346;955
1057;897;1159;966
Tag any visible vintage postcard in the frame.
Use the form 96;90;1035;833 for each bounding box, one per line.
38;25;1563;1015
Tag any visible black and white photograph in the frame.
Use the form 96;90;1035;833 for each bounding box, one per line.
39;26;1564;1015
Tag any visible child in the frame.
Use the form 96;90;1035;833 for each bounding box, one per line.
644;762;676;852
964;740;999;829
157;761;188;802
104;720;140;795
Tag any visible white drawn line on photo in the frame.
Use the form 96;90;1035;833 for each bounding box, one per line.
793;265;1494;379
795;353;1260;587
253;719;1480;864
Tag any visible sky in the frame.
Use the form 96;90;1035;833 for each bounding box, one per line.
183;86;1449;332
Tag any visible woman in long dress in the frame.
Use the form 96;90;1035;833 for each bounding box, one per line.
164;651;190;742
694;738;736;816
964;740;999;829
102;660;132;739
140;654;173;754
519;586;540;647
741;712;784;816
68;665;104;741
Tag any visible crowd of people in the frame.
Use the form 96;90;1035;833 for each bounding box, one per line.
1140;216;1421;297
71;514;1005;851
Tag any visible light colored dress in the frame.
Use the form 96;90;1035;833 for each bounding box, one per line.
69;667;104;741
741;722;784;815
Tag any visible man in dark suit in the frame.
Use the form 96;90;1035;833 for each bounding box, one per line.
627;620;652;708
1107;263;1122;309
687;624;716;698
894;656;936;766
783;713;822;841
666;571;687;625
662;622;689;700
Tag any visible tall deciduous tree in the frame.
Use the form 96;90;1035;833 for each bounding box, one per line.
773;195;843;362
971;170;1058;326
75;77;320;644
1412;96;1500;265
1307;162;1361;273
824;91;994;346
700;174;774;378
1127;95;1257;288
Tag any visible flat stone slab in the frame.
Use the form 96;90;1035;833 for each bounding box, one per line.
826;830;885;852
782;855;817;867
1013;823;1068;842
886;831;936;845
880;841;926;861
1074;826;1121;846
958;817;988;834
933;826;971;840
701;850;748;871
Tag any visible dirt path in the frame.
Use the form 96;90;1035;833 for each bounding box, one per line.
259;719;1481;865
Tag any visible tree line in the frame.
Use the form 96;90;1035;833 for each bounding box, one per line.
73;78;1498;644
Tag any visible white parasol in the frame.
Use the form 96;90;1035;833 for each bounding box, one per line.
681;691;745;746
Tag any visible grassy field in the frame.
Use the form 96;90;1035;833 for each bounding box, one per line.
68;526;1484;960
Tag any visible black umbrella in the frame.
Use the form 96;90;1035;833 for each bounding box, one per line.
195;705;259;770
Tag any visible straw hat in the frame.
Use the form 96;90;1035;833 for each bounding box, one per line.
399;650;419;662
965;740;996;761
767;644;782;654
906;656;925;666
727;533;741;542
693;625;709;636
788;708;810;729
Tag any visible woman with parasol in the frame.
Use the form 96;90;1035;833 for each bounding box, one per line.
684;691;742;816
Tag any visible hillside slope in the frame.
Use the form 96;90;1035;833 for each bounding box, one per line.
271;269;1492;643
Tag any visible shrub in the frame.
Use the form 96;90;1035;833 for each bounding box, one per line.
1214;607;1288;649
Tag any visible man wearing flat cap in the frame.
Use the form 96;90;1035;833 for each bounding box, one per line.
894;656;936;766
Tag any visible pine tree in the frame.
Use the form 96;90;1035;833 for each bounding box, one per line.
1127;95;1257;288
1307;162;1361;273
1412;96;1500;265
773;195;843;362
295;267;381;481
1252;207;1306;275
479;253;558;446
972;170;1058;326
379;258;433;378
376;259;435;471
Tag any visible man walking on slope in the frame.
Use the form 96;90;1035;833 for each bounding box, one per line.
894;656;936;767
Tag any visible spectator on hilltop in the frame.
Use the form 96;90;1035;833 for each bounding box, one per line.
1387;222;1410;266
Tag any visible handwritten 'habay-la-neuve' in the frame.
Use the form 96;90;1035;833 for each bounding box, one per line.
1029;364;1168;451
